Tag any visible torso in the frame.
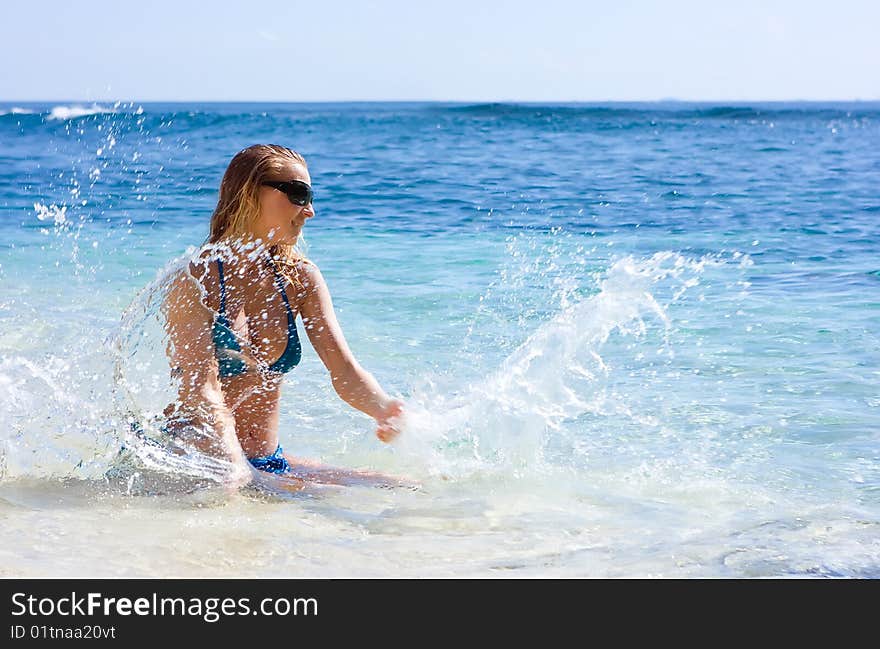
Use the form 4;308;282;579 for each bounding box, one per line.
196;251;305;458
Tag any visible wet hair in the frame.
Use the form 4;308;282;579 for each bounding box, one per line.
207;144;309;284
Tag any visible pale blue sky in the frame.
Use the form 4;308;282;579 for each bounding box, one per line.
3;0;878;101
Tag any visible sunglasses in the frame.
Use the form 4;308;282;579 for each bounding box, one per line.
262;180;313;206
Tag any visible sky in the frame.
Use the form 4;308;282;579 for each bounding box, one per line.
2;0;878;102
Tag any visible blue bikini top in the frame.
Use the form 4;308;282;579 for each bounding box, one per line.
212;258;301;377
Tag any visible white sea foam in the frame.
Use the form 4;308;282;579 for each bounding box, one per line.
0;107;36;116
46;104;115;120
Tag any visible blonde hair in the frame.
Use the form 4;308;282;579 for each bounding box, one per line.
207;144;309;286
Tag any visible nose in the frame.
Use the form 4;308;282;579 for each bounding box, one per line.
303;202;315;219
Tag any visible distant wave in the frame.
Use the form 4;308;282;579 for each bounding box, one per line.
0;104;283;131
47;104;118;120
446;102;635;117
0;103;147;124
0;106;37;119
2;101;877;131
440;101;880;121
0;107;36;116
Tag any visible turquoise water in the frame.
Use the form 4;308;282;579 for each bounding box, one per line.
0;101;878;577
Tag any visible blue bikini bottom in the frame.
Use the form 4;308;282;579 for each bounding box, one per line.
248;445;292;475
125;416;292;476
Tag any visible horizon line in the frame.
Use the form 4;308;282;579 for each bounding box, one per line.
3;98;880;105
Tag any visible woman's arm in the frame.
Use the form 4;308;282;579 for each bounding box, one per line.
297;261;404;442
161;262;252;478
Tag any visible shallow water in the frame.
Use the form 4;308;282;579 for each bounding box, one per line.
0;101;878;577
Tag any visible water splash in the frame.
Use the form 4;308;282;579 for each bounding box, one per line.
108;250;234;485
0;241;713;491
33;202;68;225
0;353;120;481
397;252;711;477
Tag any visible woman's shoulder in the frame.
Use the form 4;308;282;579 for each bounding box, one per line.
163;263;213;320
276;256;318;279
163;249;211;285
291;257;318;274
191;243;225;267
162;247;220;310
175;250;215;290
296;258;327;287
278;257;325;303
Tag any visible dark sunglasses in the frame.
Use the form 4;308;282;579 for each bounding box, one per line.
262;180;313;206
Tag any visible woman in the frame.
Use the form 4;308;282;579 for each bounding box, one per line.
160;144;405;488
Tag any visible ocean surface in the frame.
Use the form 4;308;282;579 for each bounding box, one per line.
0;101;878;577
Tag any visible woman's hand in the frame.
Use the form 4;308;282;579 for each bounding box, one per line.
375;399;405;443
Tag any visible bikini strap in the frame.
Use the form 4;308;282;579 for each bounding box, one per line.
217;259;227;315
270;264;292;309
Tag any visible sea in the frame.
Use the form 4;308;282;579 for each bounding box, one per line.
0;101;877;577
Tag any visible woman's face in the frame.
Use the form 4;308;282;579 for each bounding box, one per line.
252;162;314;245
